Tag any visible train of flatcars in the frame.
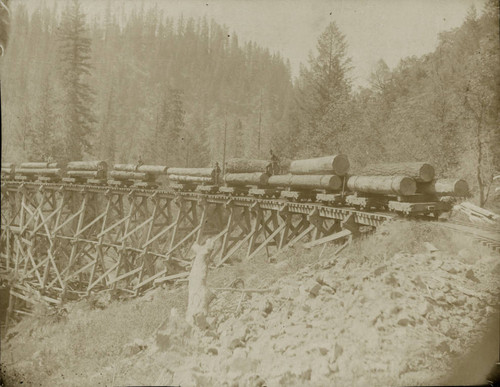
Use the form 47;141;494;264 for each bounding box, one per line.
0;156;469;215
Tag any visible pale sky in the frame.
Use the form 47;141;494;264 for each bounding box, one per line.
22;0;487;87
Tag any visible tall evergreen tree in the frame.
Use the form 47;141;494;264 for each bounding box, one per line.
295;21;353;154
57;0;95;161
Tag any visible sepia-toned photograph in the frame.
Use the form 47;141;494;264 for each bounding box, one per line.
0;0;499;386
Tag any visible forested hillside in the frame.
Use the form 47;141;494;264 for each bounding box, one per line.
1;0;498;205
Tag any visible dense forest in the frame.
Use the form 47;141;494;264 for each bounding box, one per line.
0;0;498;205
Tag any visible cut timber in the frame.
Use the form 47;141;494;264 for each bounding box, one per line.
289;155;349;176
15;168;62;177
114;164;167;175
67;170;107;179
268;174;342;191
109;171;154;181
224;172;269;186
417;179;469;196
167;167;215;178
20;162;59;169
459;202;500;220
225;158;272;174
1;166;15;175
67;160;107;171
347;175;416;196
169;175;214;184
186;238;215;329
304;229;352;249
360;162;434;183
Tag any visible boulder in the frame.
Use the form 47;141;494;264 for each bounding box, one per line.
122;338;148;357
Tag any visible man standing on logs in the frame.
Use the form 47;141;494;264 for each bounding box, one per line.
270;149;280;175
214;162;221;185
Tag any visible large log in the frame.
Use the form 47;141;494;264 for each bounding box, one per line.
166;167;214;178
16;168;61;177
109;171;154;181
224;172;269;186
168;174;214;184
289;155;349;176
225;159;271;174
67;161;107;171
20;162;59;169
268;174;342;191
114;164;167;175
347;175;416;196
360;162;434;183
417;179;469;196
1;165;15;174
67;170;107;179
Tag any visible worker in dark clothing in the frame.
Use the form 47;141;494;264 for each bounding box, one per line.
214;161;221;185
270;149;280;175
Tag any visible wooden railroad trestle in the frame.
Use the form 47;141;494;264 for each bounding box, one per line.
0;182;394;319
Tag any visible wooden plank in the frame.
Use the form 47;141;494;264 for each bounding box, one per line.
285;224;315;249
247;222;286;259
153;271;189;286
303;229;352;249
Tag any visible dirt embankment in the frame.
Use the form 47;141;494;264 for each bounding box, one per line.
1;221;499;386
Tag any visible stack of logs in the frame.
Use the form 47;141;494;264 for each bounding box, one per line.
65;161;108;182
224;159;272;187
347;162;469;197
268;155;350;191
110;164;168;184
14;162;61;181
168;167;217;185
1;162;15;179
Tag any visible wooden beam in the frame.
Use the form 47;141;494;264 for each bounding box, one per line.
303;229;352;249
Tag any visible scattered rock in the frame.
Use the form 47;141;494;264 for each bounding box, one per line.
301;279;322;298
418;301;433;316
122;338;147;357
329;343;343;364
424;242;439;254
436;340;451;353
397;318;411;327
227;338;245;350
246;374;267;387
373;265;387;277
465;269;480;283
259;299;273;317
207;347;218;355
413;275;427;289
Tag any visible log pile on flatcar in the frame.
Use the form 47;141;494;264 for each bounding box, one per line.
109;164;167;188
0;153;470;218
14;162;61;182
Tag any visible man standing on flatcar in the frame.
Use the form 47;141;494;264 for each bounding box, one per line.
270;150;280;175
214;161;221;185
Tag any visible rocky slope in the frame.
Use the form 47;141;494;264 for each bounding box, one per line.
1;220;499;386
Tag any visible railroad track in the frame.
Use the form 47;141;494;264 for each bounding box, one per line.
437;220;500;253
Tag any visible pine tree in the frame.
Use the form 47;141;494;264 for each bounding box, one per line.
57;0;95;161
26;72;59;160
296;21;353;154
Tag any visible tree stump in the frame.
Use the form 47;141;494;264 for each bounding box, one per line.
186;238;215;329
